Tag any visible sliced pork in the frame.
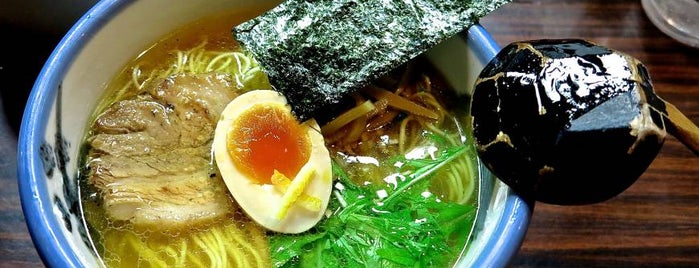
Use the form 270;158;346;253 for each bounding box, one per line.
87;73;238;229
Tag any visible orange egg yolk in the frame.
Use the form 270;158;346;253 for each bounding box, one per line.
227;104;311;184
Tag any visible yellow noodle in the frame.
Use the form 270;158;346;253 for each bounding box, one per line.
221;228;245;267
131;65;142;89
246;223;270;267
210;228;228;268
203;231;223;268
186;250;209;268
125;234;168;268
193;234;217;267
225;224;266;267
398;115;412;154
178;236;187;266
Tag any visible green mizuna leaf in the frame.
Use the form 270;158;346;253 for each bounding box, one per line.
270;231;327;267
270;135;477;267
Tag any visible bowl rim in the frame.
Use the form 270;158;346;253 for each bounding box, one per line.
463;25;532;268
17;0;532;267
17;0;131;267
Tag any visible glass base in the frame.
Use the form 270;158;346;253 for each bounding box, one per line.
641;0;699;48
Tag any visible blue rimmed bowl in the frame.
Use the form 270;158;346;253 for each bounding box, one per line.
17;0;531;267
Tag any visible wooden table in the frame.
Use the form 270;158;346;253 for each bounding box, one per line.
1;0;698;267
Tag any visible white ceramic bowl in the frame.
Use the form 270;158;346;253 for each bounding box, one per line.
18;0;531;267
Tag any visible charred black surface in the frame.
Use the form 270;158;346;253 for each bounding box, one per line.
472;39;667;205
233;0;511;121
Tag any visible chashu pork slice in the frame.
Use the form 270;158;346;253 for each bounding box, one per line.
87;73;238;229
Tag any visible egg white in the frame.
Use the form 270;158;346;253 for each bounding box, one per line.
213;90;332;234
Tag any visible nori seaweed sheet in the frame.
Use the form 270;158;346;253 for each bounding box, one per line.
234;0;511;121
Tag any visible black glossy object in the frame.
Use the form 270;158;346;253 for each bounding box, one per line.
471;40;668;205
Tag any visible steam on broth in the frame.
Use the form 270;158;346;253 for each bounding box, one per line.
80;8;479;268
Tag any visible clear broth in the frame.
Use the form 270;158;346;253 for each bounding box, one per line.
80;7;480;268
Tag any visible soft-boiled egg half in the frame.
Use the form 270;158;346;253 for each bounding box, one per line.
213;90;332;234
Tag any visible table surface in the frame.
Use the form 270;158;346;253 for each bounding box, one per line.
2;0;698;267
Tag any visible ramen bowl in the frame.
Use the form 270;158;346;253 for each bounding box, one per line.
17;0;531;267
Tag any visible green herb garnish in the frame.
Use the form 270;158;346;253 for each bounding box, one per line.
270;143;475;267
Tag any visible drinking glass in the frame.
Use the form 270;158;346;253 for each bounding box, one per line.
641;0;699;48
